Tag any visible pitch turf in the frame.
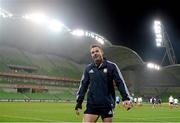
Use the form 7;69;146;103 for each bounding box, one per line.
0;102;180;122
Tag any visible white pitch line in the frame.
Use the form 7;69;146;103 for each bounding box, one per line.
0;114;54;122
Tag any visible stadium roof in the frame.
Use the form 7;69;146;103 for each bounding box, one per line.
104;45;144;70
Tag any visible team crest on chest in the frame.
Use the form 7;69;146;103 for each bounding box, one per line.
89;69;94;73
103;68;107;73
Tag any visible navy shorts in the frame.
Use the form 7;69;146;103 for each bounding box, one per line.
170;102;173;105
84;106;113;119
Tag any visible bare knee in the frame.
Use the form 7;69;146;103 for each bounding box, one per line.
83;114;99;123
102;117;112;123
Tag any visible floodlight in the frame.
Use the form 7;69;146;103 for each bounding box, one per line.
154;20;161;25
90;33;95;38
22;13;47;23
156;43;161;47
154;20;162;34
71;29;85;36
154;65;160;70
85;32;91;37
147;62;160;70
154;25;161;30
96;37;104;45
154;27;161;34
147;63;154;68
48;19;63;32
0;8;13;18
153;20;165;48
0;12;6;18
156;38;162;42
156;34;162;38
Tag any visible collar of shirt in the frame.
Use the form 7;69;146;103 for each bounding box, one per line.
92;60;107;69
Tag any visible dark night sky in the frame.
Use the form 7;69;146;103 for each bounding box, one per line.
1;0;180;64
64;0;180;64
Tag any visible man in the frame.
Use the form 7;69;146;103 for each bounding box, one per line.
157;98;162;107
137;97;143;106
75;44;132;122
116;96;120;105
134;97;137;105
169;95;174;109
151;97;156;108
174;98;178;108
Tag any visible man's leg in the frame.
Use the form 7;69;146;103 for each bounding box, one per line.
101;108;113;123
83;114;99;122
102;117;112;123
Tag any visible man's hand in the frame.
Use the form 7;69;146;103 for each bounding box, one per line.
75;103;82;115
123;100;133;111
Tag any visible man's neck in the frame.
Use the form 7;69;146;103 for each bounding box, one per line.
95;59;103;68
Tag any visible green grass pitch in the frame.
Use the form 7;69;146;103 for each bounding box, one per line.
0;102;180;122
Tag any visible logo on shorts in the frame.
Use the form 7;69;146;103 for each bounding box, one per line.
108;110;112;115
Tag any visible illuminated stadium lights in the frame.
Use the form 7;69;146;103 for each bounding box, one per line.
96;36;104;45
71;29;85;36
154;20;161;25
153;19;177;65
0;8;13;18
85;31;105;44
156;38;162;42
154;25;161;33
154;20;163;47
1;8;107;45
22;13;70;32
156;34;162;38
156;38;162;47
147;63;160;70
22;13;47;23
71;30;105;45
48;19;64;32
156;42;161;47
86;32;105;45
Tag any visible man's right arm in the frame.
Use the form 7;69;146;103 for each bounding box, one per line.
75;67;90;111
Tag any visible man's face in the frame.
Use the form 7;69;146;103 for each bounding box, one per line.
90;47;103;63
